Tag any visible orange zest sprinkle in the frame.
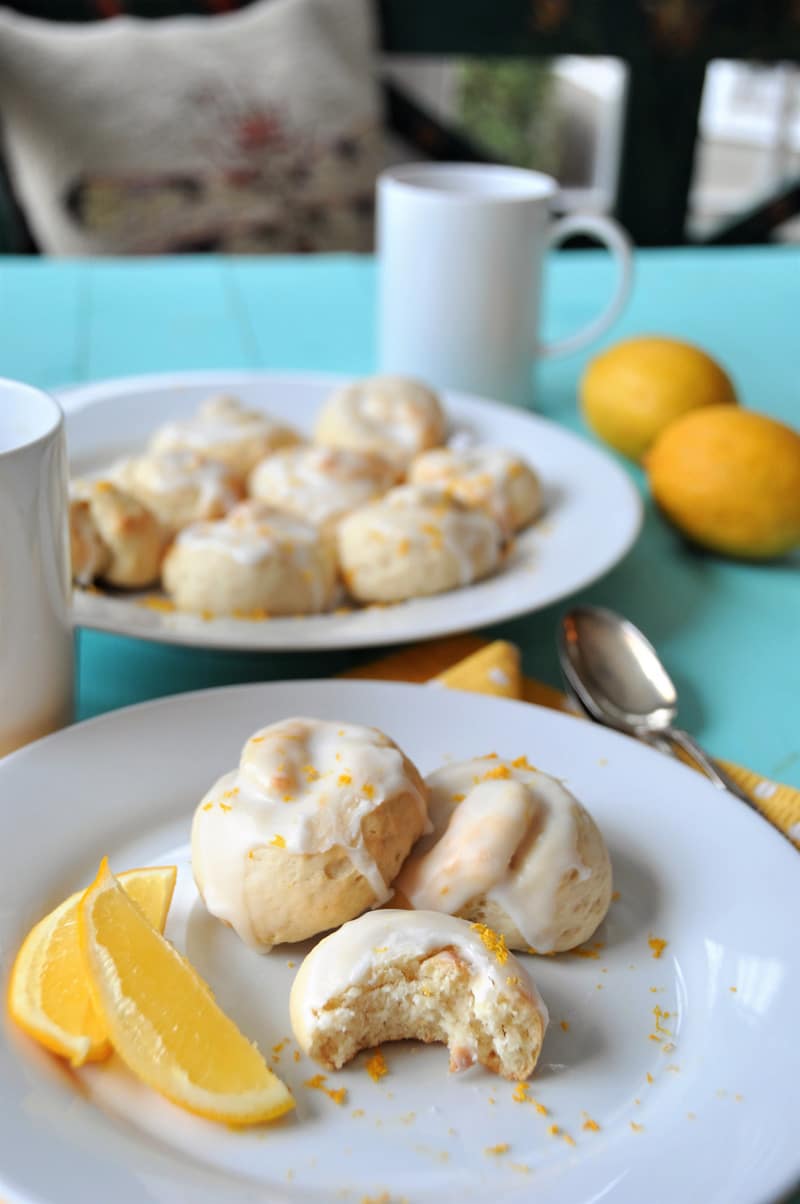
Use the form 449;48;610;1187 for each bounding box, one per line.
547;1124;560;1137
362;783;375;799
221;787;239;800
729;986;737;993
338;772;352;786
200;610;215;622
249;736;265;744
201;802;213;811
646;1072;654;1084
219;803;232;813
512;1082;529;1103
563;1133;576;1147
470;923;509;964
303;765;319;781
351;1108;365;1118
611;890;621;901
582;1116;600;1132
485;1143;510;1156
293;1050;301;1062
282;795;294;804
397;538;411;555
630;1121;644;1133
534;1101;548;1116
506;975;520;987
270;835;286;848
365;1050;388;1082
511;755;534;770
303;1074;347;1106
511;1164;531;1174
451;793;466;803
137;595;176;613
648;936;668;960
482;764;511;781
559;1020;570;1032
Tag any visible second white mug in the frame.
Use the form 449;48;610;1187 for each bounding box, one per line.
377;163;633;406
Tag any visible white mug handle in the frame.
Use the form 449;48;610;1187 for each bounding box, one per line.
539;214;634;359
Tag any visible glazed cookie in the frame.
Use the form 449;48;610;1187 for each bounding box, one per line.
337;485;502;603
314;375;446;470
162;501;338;616
248;445;396;530
290;909;548;1080
112;449;243;534
409;446;542;535
149;395;301;479
69;480;167;589
191;718;429;949
397;755;612;954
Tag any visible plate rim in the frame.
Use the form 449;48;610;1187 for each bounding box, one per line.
59;370;644;652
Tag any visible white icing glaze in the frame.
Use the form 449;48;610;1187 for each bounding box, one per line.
410;446;538;532
192;718;429;949
248;445;395;527
111;450;240;520
397;757;591;953
291;908;549;1021
348;484;501;587
316;376;446;466
151;395;298;459
173;501;327;581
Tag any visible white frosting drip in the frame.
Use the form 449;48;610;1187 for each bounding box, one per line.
174;502;327;582
350;484;501;587
192;718;429;950
111;450;240;517
292;909;549;1020
317;376;446;467
249;446;395;527
410;446;537;532
398;757;591;953
151;395;297;458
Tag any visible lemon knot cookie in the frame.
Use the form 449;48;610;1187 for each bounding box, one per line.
314;375;446;470
162;501;337;616
409;446;542;535
191;718;429;949
337;485;503;603
111;449;243;534
69;479;167;588
248;445;396;530
397;755;612;953
289;909;548;1080
149;395;301;479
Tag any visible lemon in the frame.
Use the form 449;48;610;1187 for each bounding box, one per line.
580;336;738;461
79;858;294;1125
647;406;800;559
7;865;176;1066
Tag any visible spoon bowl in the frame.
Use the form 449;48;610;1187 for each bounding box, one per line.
558;604;756;809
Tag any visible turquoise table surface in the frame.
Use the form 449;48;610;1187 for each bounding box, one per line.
1;247;798;792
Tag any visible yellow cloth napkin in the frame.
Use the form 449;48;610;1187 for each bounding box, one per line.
343;637;800;850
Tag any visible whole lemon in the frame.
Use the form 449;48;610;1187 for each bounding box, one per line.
580;336;738;461
647;406;800;559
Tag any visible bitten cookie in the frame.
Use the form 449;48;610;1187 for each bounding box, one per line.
397;754;612;953
337;485;502;603
191;718;429;949
290;909;548;1080
69;480;167;588
409;446;542;535
149;395;301;479
248;445;396;530
162;501;338;616
111;449;243;534
315;375;446;470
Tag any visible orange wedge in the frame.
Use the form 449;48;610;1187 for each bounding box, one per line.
8;864;176;1067
79;858;294;1126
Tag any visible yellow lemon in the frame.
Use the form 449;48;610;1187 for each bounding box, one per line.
647;406;800;559
580;336;738;461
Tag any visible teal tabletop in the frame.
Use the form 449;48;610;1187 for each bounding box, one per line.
1;247;798;791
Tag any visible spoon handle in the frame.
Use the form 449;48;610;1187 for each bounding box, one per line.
665;727;757;809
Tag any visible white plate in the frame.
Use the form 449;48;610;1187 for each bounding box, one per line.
60;372;642;650
1;680;798;1204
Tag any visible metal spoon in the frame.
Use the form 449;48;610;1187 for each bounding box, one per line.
558;605;756;809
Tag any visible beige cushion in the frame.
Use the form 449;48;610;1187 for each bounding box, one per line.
0;0;382;255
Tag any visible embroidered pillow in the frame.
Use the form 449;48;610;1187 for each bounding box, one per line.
0;0;382;254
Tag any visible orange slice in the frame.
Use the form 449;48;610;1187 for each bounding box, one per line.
8;864;176;1067
79;858;294;1126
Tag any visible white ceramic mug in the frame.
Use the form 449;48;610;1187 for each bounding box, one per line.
377;163;634;406
0;379;73;757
